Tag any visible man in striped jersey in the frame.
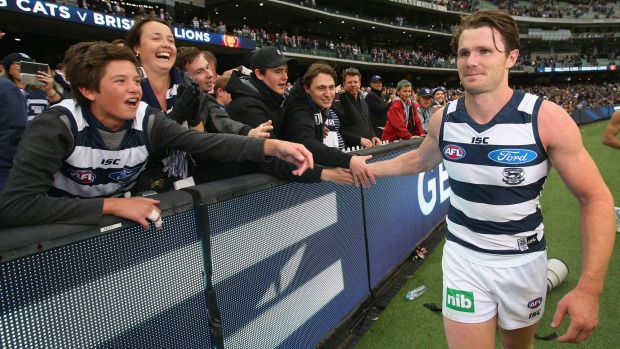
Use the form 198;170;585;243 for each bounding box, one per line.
370;9;614;348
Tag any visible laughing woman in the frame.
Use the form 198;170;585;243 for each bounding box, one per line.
125;18;203;191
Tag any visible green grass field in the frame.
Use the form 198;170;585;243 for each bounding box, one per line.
355;119;620;349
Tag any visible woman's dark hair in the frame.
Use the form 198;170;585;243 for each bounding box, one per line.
124;17;173;58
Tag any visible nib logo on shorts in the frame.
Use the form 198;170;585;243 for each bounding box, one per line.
446;288;475;313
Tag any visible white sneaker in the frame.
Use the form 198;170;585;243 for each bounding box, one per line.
615;207;620;233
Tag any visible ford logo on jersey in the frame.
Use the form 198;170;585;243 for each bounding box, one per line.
443;145;466;160
488;149;537;164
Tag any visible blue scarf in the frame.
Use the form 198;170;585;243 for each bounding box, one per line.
140;66;184;112
140;66;189;179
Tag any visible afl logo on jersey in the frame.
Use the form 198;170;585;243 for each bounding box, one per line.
71;170;96;184
443;145;466;160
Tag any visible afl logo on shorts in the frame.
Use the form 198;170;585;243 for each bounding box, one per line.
527;297;543;309
443;145;466;160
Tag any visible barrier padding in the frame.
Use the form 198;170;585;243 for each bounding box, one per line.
195;180;369;349
364;152;451;288
1;191;212;349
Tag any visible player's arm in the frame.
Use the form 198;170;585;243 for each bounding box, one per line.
539;101;615;344
369;106;444;177
602;110;620;149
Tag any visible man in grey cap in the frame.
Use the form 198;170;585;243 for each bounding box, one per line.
226;46;295;138
365;74;392;138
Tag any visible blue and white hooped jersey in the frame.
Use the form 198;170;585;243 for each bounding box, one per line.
438;91;550;265
23;88;50;122
48;100;151;198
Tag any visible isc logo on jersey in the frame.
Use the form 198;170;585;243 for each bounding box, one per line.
446;288;475;313
443;145;466;160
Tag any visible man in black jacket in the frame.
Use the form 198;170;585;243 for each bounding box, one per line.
226;46;293;139
336;67;382;148
364;75;392;138
283;62;376;187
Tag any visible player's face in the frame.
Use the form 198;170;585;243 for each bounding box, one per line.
343;74;360;97
82;60;142;131
256;63;288;95
186;54;214;93
304;73;336;109
135;21;177;75
456;26;517;95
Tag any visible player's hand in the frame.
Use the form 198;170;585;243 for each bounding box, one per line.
551;287;600;344
349;155;376;187
371;137;382;146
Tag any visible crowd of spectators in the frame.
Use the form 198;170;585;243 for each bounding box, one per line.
361;81;620;113
295;0;616;20
32;0;620;73
56;0;618;71
522;50;618;68
516;81;620;110
72;0;619;38
493;0;616;19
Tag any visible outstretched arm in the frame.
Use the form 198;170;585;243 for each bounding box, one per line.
263;139;314;176
602;110;620;149
539;101;615;344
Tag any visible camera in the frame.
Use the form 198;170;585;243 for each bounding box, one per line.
19;61;49;86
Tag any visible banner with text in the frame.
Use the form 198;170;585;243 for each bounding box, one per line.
535;65;617;73
0;0;255;49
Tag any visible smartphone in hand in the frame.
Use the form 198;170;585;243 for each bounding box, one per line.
20;61;49;86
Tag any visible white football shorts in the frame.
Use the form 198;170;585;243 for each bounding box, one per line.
441;242;548;330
